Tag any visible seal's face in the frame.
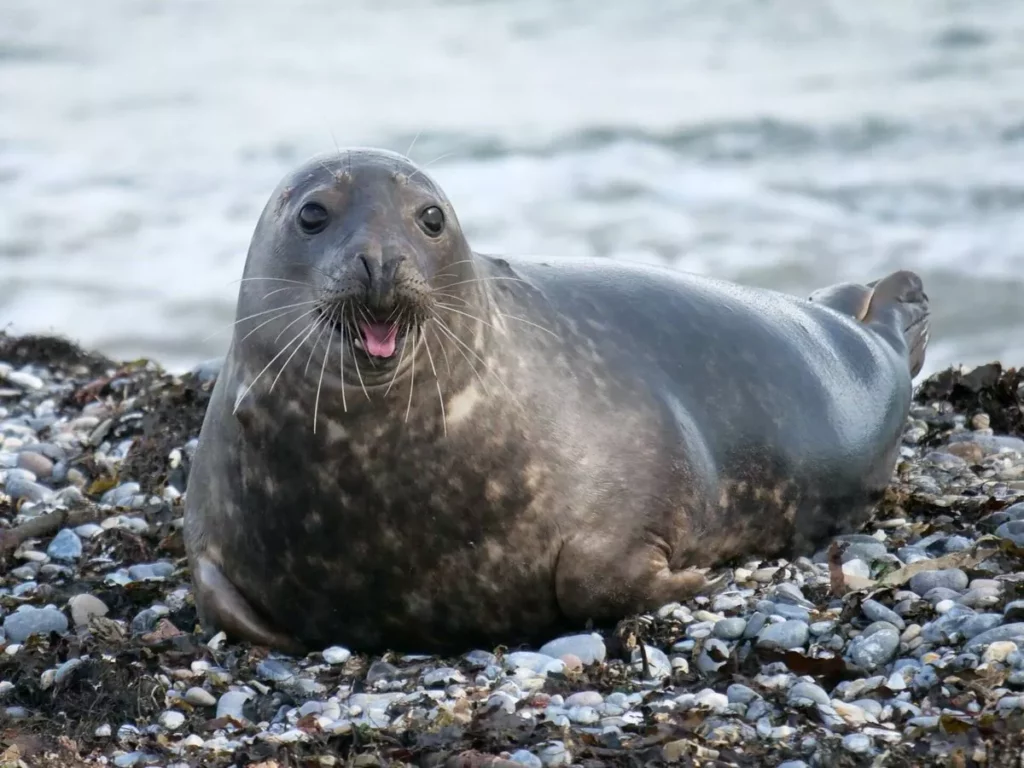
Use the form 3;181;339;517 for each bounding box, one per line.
235;148;474;391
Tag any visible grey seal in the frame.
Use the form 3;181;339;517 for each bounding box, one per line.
183;147;930;654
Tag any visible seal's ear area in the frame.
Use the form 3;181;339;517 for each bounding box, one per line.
860;270;930;378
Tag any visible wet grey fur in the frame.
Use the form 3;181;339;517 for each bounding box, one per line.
184;147;930;654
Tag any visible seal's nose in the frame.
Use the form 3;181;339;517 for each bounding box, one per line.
356;253;383;305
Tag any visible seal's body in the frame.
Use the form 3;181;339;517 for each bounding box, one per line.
184;149;929;654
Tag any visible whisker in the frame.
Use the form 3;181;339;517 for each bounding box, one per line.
234;277;315;288
494;311;560;338
405;130;422;159
240;306;318;345
437;276;529;290
275;305;323;343
404;326;417;424
270;312;330;394
422;329;447;437
339;301;348;413
347;304;370;401
384;309;410;397
233;314;320;414
313;305;336;434
261;286;303;300
305;308;335;376
428;315;492;397
430;323;453;377
201;299;321;343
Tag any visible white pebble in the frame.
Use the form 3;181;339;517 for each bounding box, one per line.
983;641;1018;664
322;646;352;665
159;710;186;730
935;599;956;614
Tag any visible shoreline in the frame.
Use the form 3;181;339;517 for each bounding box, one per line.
0;331;1022;767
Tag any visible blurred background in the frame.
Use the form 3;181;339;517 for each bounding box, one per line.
2;0;1022;377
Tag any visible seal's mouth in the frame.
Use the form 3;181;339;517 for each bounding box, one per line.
354;320;399;359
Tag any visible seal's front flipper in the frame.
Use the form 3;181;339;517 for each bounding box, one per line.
809;270;929;378
192;555;305;655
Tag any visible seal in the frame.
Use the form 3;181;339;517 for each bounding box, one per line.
183;147;930;654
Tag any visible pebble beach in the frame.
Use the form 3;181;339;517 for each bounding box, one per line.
1;332;1023;767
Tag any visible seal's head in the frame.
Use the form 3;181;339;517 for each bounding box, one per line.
234;148;475;390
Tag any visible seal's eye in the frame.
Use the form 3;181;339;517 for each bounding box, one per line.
418;205;445;237
298;202;330;234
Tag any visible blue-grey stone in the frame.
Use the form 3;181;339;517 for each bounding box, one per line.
713;617;747;640
423;667;465;687
46;529;82;561
463;649;497;669
771;603;811;622
966;624;1024;652
216;690;252;720
742;612;768;639
788;682;829;707
631;645;671;679
509;750;543;768
923;587;964;604
505;652;556;673
997;520;1024;547
1005;601;1024;621
3;606;68;643
127;561;175;581
756;620;809;651
842;733;872;754
100;482;141;508
913;666;939;691
726;684;760;705
536;740;569;767
130;608;165;635
3;476;53;503
257;659;296;684
943;536;973;553
539;633;606;665
842;541;888;563
909;569;968;596
848;626;899;670
897;546;931;565
862;599;906;630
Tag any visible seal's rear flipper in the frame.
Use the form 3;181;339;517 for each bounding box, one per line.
860;270;930;378
809;270;929;378
193;556;305;655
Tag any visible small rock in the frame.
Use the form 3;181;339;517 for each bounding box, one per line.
1005;601;1024;621
46;529;83;561
842;733;872;754
322;646;352;665
756;620;809;651
966;624;1024;652
539;633;606;665
3;606;69;643
68;594;109;628
908;569;968;596
17;451;53;478
862;599;906;630
713;617;746;640
216;690;252;720
159;710;186;730
509;750;543;768
184;687;217;707
848;625;900;671
983;641;1019;664
788;682;830;708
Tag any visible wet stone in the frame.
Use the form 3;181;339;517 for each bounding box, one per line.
713;617;747;640
848;625;900;671
46;528;82;561
505;652;556;674
742;611;768;638
1005;601;1024;621
862;599;906;630
184;687;216;707
257;659;296;684
17;451;53;478
842;733;873;754
966;624;1024;652
756;621;809;651
996;520;1024;547
631;645;671;679
322;646;352;665
727;684;760;705
509;750;543;768
127;562;175;581
3;605;68;643
908;569;969;596
788;682;830;708
216;691;252;720
539;633;606;665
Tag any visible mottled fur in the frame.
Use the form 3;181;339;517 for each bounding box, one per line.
184;148;930;654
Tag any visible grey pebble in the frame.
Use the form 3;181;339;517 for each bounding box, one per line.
539;633;606;665
184;687;217;707
3;605;69;643
788;682;830;708
322;646;352;665
632;645;672;679
17;451;53;478
509;750;543;768
1005;601;1024;621
423;667;465;687
505;651;556;673
46;529;82;561
216;690;252;720
713;617;747;640
536;740;570;767
923;587;964;604
742;612;768;639
100;482;141;508
127;561;175;581
848;625;900;671
257;659;296;684
771;603;811;622
842;733;873;754
727;684;760;705
966;624;1024;652
908;568;968;596
996;521;1024;547
68;594;109;629
862;599;906;630
756;620;809;651
3;475;53;503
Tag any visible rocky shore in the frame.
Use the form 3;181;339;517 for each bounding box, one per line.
0;331;1023;767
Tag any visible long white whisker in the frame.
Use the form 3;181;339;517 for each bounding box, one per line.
339;301;348;413
384;309;410;397
201;299;321;343
405;326;417;424
429;316;492;397
422;330;446;437
270;313;330;394
348;304;370;401
240;306;318;345
233;314;320;414
313;306;336;434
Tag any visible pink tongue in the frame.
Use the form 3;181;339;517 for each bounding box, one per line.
358;321;398;358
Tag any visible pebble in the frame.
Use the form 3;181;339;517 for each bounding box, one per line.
322;646;352;665
46;528;83;561
966;624;1024;652
862;599;906;630
158;710;185;730
713;617;747;640
982;641;1019;663
539;633;606;665
3;605;69;643
788;682;830;708
184;687;217;707
67;594;109;628
908;569;969;596
755;620;809;651
216;691;252;720
509;750;543;768
1006;601;1024;621
17;451;53;477
842;733;873;754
